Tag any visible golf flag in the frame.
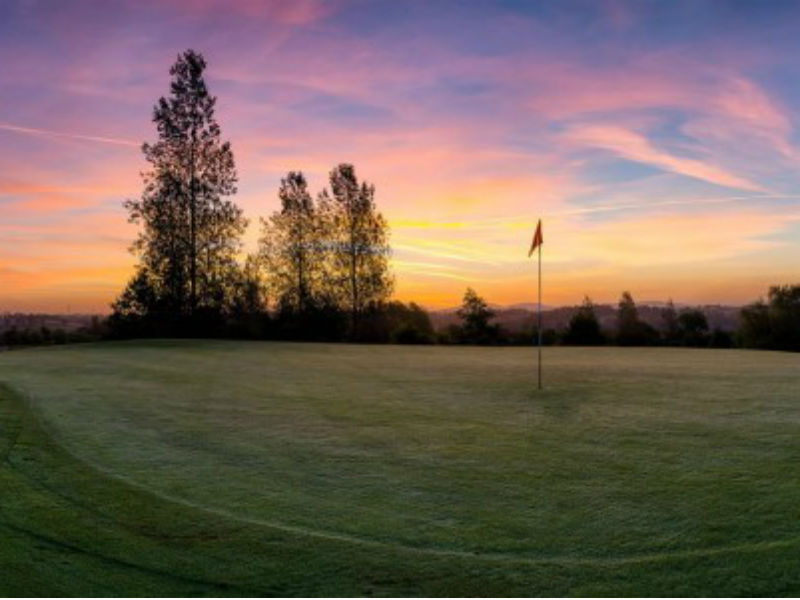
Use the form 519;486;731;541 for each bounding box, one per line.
528;218;544;390
528;220;543;257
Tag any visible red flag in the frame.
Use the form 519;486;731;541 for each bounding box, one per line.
528;219;543;257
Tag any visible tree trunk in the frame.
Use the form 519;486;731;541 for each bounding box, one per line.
298;219;305;313
189;127;197;315
350;222;358;340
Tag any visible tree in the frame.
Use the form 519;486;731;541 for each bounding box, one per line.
391;302;435;344
617;291;639;345
226;255;270;339
111;269;160;318
318;164;392;338
738;284;800;351
739;300;771;349
357;301;435;344
229;255;267;317
563;296;604;345
616;291;657;346
117;49;244;321
766;284;800;351
456;287;498;344
661;299;681;346
259;171;324;313
678;308;709;347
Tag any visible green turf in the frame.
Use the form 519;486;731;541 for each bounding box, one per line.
1;340;799;596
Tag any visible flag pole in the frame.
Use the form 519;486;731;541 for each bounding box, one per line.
528;218;543;390
537;240;542;390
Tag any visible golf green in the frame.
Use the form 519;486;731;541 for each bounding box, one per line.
1;340;799;595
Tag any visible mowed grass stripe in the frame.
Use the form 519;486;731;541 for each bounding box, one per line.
1;340;800;595
22;390;800;568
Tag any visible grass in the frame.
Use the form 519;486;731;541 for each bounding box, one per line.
1;339;799;596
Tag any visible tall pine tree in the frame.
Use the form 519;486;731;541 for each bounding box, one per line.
116;49;244;320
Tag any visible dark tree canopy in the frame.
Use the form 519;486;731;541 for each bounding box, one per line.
456;287;498;344
739;284;800;351
766;284;800;351
661;299;681;346
115;49;245;323
563;296;605;345
678;308;709;347
616;291;657;346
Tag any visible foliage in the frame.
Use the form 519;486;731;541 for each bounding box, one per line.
116;49;245;321
660;299;681;346
738;284;800;351
678;308;709;347
766;284;800;351
318;164;393;339
225;255;271;339
359;301;435;344
562;296;605;345
616;291;658;346
456;287;499;344
708;328;734;348
259;172;326;313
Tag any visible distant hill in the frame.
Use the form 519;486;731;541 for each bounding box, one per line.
429;303;741;334
0;313;101;333
2;305;743;337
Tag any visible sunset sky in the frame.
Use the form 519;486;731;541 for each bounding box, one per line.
2;0;799;312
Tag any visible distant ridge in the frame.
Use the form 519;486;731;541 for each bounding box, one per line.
428;303;741;334
2;303;743;336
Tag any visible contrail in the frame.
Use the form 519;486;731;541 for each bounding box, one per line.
0;122;139;148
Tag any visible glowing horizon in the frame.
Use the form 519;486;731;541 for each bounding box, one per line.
2;1;800;313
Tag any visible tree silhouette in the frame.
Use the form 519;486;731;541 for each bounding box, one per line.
766;285;800;351
660;299;681;346
738;284;800;351
457;287;498;344
678;308;709;347
259;172;325;314
616;291;657;346
563;296;604;345
616;291;639;345
118;49;244;321
319;164;392;339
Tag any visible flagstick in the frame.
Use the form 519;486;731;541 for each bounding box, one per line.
538;241;542;390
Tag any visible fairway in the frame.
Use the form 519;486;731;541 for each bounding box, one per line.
1;340;799;596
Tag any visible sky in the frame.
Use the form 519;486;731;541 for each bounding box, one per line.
2;0;800;312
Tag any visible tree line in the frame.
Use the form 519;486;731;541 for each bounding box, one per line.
451;286;800;352
3;283;797;351
108;49;397;342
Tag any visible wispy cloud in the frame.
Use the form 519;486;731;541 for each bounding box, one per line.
0;123;139;148
562;124;763;192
